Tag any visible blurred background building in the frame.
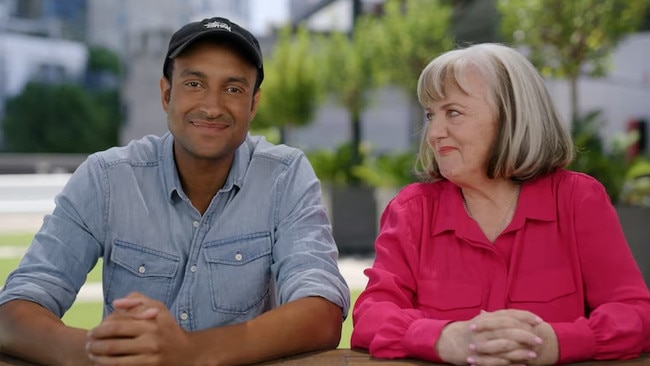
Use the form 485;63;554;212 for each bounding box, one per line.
0;0;649;267
0;0;87;145
0;0;648;156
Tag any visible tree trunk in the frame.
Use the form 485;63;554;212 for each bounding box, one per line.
569;75;579;127
349;110;362;186
279;125;288;145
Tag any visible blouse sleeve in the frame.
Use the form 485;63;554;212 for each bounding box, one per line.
350;194;453;362
552;176;650;363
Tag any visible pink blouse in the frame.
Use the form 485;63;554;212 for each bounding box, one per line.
351;170;650;363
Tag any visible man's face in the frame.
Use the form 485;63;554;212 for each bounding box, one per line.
160;42;260;167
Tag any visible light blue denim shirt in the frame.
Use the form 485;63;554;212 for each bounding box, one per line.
0;133;350;330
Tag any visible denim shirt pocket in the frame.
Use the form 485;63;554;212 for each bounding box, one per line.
202;232;272;314
105;240;180;310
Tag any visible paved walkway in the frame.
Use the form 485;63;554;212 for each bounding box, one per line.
0;213;45;233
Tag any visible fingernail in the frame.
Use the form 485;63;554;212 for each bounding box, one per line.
469;323;477;331
467;357;476;364
480;309;487;313
528;351;537;359
534;336;543;344
535;316;543;324
469;343;476;351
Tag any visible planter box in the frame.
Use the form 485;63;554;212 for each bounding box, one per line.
616;205;650;288
321;185;377;255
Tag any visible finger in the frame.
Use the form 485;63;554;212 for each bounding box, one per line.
134;307;159;320
466;354;510;366
471;338;521;354
479;348;539;364
488;309;543;325
472;335;542;354
471;315;536;333
87;337;140;357
112;298;160;321
113;297;145;310
88;318;154;340
470;311;541;331
468;350;538;366
473;328;543;348
113;305;160;320
113;292;159;309
88;353;159;366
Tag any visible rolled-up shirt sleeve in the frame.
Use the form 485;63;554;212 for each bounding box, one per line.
271;152;350;318
0;155;106;317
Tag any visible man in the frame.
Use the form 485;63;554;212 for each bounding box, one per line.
0;17;350;365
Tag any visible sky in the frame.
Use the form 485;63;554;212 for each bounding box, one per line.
249;0;289;35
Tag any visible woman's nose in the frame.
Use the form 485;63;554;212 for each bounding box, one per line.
427;117;447;140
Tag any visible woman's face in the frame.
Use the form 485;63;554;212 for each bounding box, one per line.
423;68;498;184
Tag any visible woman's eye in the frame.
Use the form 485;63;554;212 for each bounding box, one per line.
448;110;460;117
425;112;434;121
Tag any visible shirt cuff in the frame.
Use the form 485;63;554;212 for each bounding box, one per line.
551;321;596;363
404;318;453;362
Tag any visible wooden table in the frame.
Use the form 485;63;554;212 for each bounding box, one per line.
1;349;649;365
258;351;650;365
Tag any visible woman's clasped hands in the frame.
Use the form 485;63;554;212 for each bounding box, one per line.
437;309;559;366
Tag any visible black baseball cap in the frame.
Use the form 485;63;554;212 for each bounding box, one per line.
163;17;264;87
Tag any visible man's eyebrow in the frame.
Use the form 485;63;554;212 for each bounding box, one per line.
179;69;207;79
226;76;251;85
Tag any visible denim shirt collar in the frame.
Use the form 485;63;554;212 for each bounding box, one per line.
161;132;251;201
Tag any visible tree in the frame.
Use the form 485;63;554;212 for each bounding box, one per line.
253;26;325;144
2;82;117;153
369;0;454;146
2;45;123;153
321;17;382;184
498;0;648;123
87;46;122;75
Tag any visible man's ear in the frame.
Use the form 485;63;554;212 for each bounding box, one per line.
160;77;171;112
249;88;261;121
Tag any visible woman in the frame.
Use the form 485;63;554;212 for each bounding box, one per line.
351;43;650;365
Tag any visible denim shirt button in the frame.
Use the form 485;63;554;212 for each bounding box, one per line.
192;221;200;228
180;312;188;321
190;265;197;272
235;253;243;261
138;265;145;274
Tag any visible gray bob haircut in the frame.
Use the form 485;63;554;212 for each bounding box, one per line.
415;43;573;182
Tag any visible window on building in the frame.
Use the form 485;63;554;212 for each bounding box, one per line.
32;63;66;84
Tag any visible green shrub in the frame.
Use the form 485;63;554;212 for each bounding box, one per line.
307;144;418;189
568;110;634;203
620;158;650;207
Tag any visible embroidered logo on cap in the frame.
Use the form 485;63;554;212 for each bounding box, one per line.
204;21;231;31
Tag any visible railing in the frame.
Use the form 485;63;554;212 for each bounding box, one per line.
0;153;85;174
0;173;69;214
